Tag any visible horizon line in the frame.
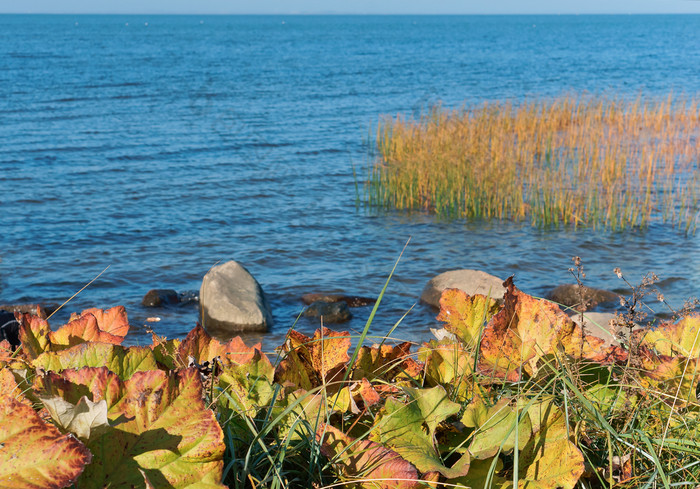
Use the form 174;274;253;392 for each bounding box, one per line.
3;12;700;16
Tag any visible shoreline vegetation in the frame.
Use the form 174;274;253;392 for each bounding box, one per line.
367;94;700;232
2;264;700;487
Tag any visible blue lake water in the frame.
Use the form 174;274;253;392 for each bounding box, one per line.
1;14;699;347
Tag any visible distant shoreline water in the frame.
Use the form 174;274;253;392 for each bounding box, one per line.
2;14;699;346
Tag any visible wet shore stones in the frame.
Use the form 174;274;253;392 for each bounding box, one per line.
141;289;179;307
421;270;506;308
303;301;352;323
199;261;273;335
301;293;376;308
547;284;619;311
0;309;19;348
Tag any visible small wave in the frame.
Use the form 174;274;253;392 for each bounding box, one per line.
295;148;343;155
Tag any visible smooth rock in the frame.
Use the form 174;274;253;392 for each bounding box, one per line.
141;289;179;307
301;293;376;307
199;261;273;335
547;284;619;311
569;312;642;346
0;309;20;348
303;301;352;323
420;270;506;308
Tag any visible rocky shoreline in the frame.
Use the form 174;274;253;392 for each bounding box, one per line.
1;260;628;349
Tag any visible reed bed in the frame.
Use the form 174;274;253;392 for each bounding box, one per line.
367;94;700;232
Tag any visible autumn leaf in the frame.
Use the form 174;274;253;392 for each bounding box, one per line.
511;398;585;489
50;313;126;349
69;306;130;337
18;313;51;359
372;386;470;478
216;349;275;416
76;368;226;489
352;342;422;383
636;314;700;358
478;277;586;380
276;328;351;388
637;351;699;405
420;339;476;403
38;367;125;410
318;424;420;488
0;394;92;489
467;397;532;460
33;343;158;380
150;333;181;371
177;324;262;367
437;289;501;347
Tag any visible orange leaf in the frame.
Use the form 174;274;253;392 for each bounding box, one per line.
177;324;262;367
437;289;501;346
277;328;351;387
18;312;51;359
69;306;129;338
352;342;422;382
0;395;92;488
50;314;125;348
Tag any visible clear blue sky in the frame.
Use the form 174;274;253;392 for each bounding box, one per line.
3;0;700;14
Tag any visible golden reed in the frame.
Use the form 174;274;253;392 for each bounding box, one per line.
368;94;700;232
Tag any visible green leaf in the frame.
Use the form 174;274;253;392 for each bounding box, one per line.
33;343;158;380
446;457;507;488
420;339;475;403
216;349;274;416
372;386;470;478
0;394;92;488
77;368;226;488
468;398;532;460
514;398;585;489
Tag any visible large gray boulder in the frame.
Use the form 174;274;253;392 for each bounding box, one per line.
199;261;273;335
421;270;506;308
569;312;642;346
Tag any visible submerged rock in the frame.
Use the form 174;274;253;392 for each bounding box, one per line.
199;261;273;335
141;289;179;307
303;300;352;323
547;284;619;311
301;293;375;307
421;270;506;308
0;303;58;319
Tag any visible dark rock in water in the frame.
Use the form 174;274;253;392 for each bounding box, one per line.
420;270;506;309
0;309;20;348
547;284;619;311
301;293;376;307
200;260;272;335
303;301;352;323
0;303;59;319
142;289;180;307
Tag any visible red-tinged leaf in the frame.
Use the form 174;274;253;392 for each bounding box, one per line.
69;306;129;338
216;349;275;416
277;328;351;387
318;424;420;489
638;351;699;405
0;340;14;365
50;314;125;349
39;367;125;409
437;289;501;347
636;314;700;358
0;394;92;489
351;378;382;408
18;312;51;359
77;368;226;489
1;367;33;407
150;334;181;370
177;324;261;366
33;343;158;380
478;277;585;380
352;342;422;383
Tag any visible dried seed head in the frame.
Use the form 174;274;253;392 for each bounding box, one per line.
614;267;623;279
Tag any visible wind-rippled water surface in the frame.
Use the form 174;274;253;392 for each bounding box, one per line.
2;15;699;347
